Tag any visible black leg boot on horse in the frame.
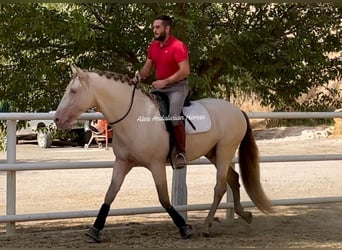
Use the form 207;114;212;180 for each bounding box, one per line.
85;203;110;242
166;206;193;239
173;121;187;169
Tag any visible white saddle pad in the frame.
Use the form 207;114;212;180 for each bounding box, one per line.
182;101;211;134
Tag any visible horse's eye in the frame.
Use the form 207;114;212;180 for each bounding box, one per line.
70;88;77;94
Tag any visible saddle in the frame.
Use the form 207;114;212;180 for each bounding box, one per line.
152;92;212;164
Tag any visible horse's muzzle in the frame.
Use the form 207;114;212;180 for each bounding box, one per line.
53;116;70;129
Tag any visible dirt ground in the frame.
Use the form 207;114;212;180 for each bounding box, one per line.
0;126;341;248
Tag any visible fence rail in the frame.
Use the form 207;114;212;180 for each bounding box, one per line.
1;154;342;172
1;196;342;223
1;111;342;235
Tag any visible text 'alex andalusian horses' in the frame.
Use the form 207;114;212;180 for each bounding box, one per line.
54;65;273;243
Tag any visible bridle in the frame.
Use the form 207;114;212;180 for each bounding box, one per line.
108;84;137;126
72;71;137;126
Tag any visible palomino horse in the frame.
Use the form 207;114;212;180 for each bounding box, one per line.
54;65;273;242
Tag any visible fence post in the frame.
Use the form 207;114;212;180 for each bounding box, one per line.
172;167;187;221
6;120;17;234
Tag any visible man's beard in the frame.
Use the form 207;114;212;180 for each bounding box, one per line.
155;31;166;42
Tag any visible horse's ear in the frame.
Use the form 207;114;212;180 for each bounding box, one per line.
71;64;78;74
71;64;84;75
71;64;88;81
75;66;84;76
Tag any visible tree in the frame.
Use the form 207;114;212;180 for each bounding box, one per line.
173;3;341;110
0;3;341;113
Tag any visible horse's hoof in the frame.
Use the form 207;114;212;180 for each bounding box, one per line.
213;217;221;223
179;224;193;239
200;232;211;238
241;211;253;224
85;226;102;243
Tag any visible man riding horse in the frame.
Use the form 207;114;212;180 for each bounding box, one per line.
136;15;190;169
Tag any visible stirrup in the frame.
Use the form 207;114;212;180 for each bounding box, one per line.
175;153;187;169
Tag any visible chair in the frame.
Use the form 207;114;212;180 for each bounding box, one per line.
84;119;112;150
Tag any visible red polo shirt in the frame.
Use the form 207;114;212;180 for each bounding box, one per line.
147;36;189;80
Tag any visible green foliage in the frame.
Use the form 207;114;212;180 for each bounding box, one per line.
0;99;9;151
0;3;341;113
33;123;76;141
296;88;342;112
0;128;6;151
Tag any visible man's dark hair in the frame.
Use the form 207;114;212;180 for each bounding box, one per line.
154;15;173;28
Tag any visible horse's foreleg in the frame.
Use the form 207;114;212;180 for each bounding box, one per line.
85;161;133;243
150;165;193;239
227;166;253;224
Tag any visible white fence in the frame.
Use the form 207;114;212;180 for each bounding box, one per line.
1;112;342;235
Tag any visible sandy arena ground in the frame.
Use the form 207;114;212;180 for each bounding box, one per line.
0;126;341;248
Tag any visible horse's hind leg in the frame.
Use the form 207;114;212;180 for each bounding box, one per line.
206;154;253;225
203;146;234;236
227;165;253;224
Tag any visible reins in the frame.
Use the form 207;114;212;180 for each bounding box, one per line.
108;84;137;126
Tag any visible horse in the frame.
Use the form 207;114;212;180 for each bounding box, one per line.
54;65;273;242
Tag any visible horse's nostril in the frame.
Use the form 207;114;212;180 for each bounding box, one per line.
54;118;59;123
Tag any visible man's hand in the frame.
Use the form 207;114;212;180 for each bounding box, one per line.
133;71;142;84
152;79;167;89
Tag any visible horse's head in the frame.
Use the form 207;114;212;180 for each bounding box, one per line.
54;65;95;129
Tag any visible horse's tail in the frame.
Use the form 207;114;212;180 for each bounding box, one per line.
238;111;273;214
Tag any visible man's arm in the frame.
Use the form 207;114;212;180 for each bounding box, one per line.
152;59;190;89
165;59;190;84
139;58;154;80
